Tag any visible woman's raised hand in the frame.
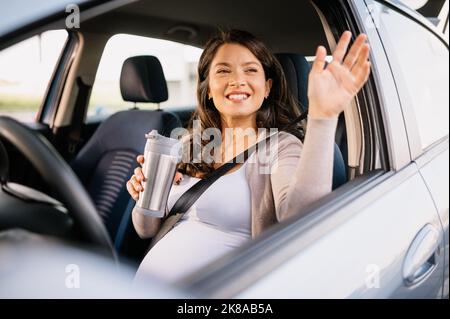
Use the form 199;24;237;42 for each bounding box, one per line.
308;31;371;119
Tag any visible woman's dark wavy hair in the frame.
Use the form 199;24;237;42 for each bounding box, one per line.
177;29;305;178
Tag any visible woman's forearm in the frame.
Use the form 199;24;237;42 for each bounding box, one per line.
131;211;162;239
286;116;337;217
271;116;338;221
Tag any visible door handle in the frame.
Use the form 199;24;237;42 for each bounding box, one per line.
403;224;441;286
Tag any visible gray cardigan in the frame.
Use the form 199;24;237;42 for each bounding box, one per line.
247;117;338;237
149;117;338;246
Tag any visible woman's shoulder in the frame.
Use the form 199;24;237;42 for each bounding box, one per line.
255;130;302;159
259;130;301;143
278;131;302;143
272;131;303;151
248;130;302;174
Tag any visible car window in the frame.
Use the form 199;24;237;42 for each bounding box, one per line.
0;30;68;123
87;34;203;120
373;1;449;150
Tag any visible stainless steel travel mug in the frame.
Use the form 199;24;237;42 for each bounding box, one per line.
132;130;182;217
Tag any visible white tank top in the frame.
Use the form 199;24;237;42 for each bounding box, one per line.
135;154;253;283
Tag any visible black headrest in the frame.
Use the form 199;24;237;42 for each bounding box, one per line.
275;53;310;113
120;55;168;103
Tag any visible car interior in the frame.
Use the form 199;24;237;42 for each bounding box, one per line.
0;0;385;272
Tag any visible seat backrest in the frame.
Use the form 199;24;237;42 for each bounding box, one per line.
71;56;181;262
275;53;347;190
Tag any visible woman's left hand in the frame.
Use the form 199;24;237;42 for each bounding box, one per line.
308;31;371;119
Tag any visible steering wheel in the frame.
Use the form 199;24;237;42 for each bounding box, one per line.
0;116;115;259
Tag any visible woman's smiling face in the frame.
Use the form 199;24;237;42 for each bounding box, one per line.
208;43;272;127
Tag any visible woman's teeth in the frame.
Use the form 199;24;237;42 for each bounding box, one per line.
227;94;249;101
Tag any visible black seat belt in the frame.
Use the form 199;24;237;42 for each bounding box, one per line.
149;110;308;248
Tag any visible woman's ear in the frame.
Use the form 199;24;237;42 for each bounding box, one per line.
265;79;273;97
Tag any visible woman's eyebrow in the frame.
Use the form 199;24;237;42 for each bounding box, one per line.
213;62;231;68
213;61;260;67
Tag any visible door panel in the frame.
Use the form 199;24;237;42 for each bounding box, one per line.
417;142;449;298
237;165;443;298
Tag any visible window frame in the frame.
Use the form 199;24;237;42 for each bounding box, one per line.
0;29;70;124
348;0;411;171
370;0;450;158
37;30;78;126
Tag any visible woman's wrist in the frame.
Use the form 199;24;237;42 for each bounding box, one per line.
305;115;338;136
307;108;340;120
306;114;338;125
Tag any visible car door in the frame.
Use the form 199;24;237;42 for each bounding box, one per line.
417;143;449;298
181;0;445;299
364;0;449;298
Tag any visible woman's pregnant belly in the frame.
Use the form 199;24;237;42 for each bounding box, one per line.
134;219;250;283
